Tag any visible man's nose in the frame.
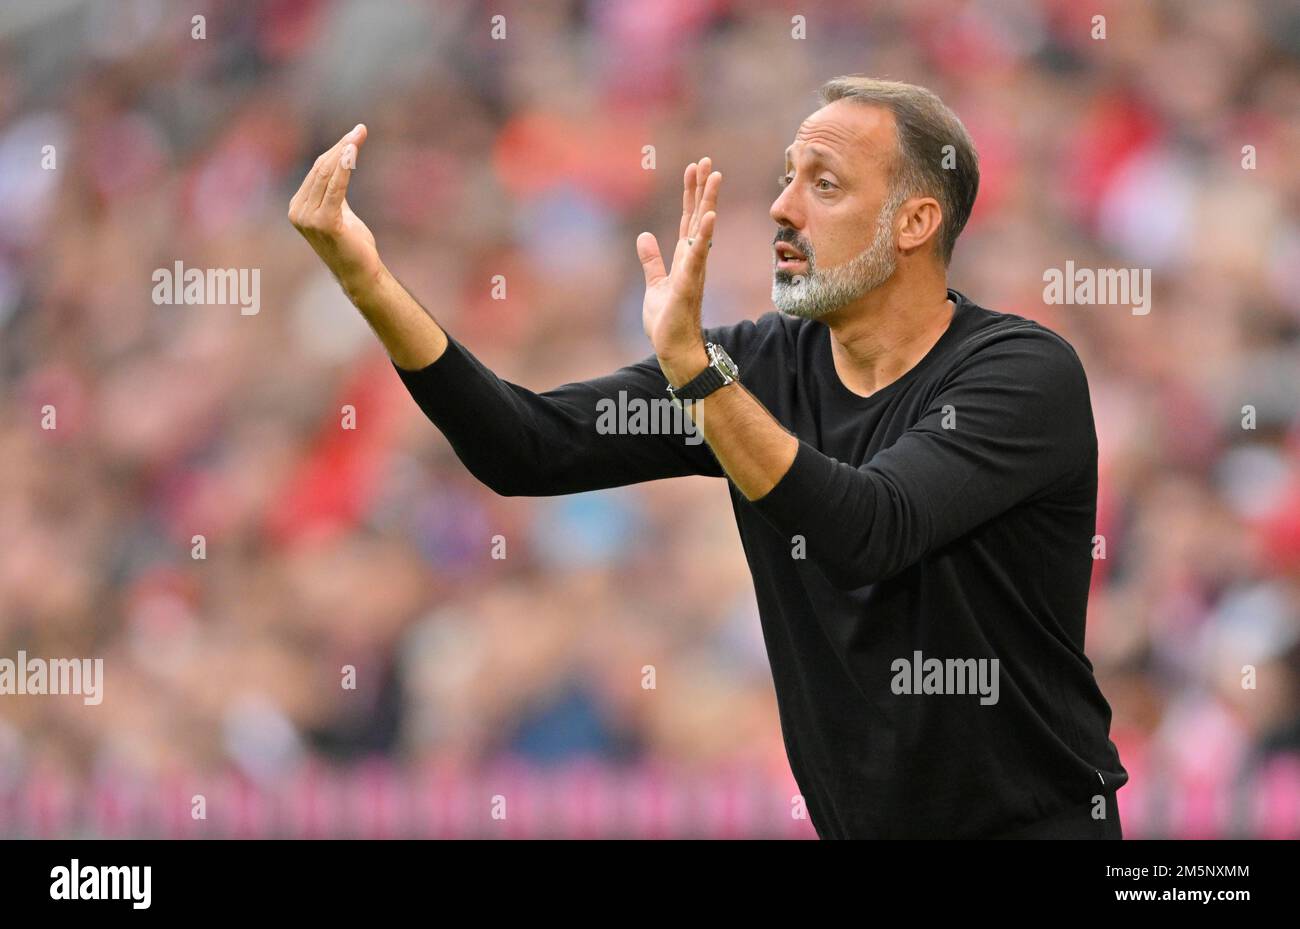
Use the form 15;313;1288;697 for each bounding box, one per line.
770;184;803;231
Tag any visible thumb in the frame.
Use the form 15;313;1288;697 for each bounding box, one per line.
636;232;667;287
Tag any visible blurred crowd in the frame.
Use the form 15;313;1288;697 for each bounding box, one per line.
1;0;1299;837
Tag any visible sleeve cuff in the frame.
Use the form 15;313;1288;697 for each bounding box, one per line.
746;438;841;534
389;334;495;428
391;332;472;391
392;334;466;377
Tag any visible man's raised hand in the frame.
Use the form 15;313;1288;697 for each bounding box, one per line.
288;123;383;301
637;156;722;384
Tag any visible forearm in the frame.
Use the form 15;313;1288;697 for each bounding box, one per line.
348;265;448;372
393;330;724;496
674;371;799;501
683;380;894;587
667;346;886;586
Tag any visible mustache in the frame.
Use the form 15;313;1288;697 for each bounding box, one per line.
773;227;813;258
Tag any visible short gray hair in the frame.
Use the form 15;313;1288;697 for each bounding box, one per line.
818;76;979;265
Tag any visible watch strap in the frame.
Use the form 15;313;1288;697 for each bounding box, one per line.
667;343;737;406
671;361;728;402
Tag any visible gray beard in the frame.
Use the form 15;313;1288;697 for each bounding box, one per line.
771;193;903;319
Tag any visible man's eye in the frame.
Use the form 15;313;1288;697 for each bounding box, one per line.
816;178;835;191
778;174;793;188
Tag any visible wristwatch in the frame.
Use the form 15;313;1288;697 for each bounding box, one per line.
666;342;739;408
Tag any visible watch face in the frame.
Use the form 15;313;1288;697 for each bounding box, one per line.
708;343;738;380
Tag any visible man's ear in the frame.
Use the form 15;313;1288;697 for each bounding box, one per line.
896;196;943;256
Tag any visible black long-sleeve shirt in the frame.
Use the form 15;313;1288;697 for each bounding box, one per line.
393;288;1129;838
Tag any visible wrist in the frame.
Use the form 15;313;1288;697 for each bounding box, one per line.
340;260;389;307
659;342;710;388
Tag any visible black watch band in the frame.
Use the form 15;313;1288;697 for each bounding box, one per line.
673;363;728;401
667;343;738;407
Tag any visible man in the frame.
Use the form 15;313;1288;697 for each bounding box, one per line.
289;76;1128;839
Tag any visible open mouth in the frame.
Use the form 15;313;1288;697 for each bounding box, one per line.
774;241;808;272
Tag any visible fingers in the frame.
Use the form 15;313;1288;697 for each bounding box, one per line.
636;232;667;287
680;210;717;279
307;124;363;209
289;124;366;224
679;162;696;241
698;209;717;246
300;141;342;212
340;123;367;168
323;125;367;211
679;157;719;242
320;144;354;213
690;157;710;236
289;155;320;217
697;168;720;228
682;163;720;246
644;161;720;291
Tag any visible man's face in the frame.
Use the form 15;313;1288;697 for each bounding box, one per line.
770;100;904;319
